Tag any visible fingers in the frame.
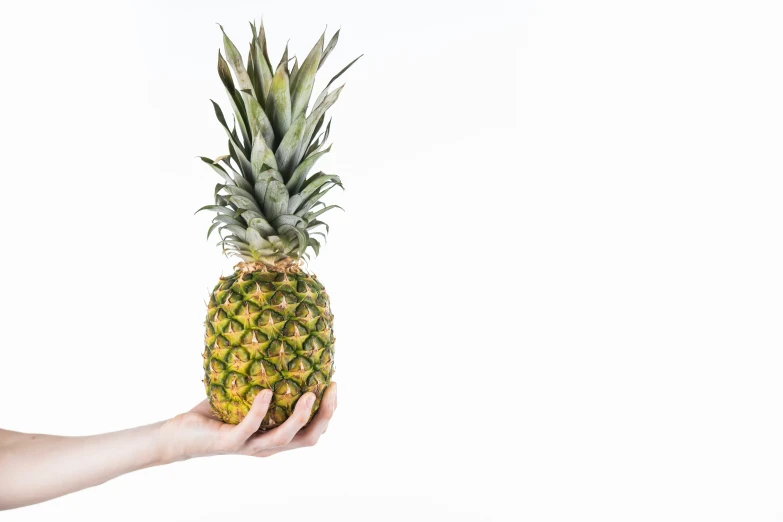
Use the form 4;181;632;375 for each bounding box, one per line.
266;392;316;446
306;383;338;436
248;383;338;456
244;392;316;453
231;389;273;444
291;382;338;448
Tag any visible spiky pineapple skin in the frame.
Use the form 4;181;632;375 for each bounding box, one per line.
203;268;334;428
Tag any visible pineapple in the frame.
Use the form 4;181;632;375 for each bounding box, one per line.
198;21;360;428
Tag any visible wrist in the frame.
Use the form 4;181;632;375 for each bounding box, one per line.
157;413;218;463
155;418;192;465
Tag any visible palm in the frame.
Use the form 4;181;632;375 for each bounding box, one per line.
187;400;238;436
188;400;232;428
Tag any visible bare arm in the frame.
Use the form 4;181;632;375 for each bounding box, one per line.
0;383;337;510
0;422;168;509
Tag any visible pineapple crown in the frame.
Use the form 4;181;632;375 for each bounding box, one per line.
198;21;361;264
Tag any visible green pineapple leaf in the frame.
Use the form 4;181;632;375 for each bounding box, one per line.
240;210;276;235
254;169;283;203
263;179;289;220
224;224;248;241
290;33;324;120
272;214;307;229
302;86;343;154
266;62;292;143
201;22;359;262
250;134;279;178
319;30;339;70
274;114;307;178
295;184;337;215
286;146;331;193
279;224;308;256
195;204;233;215
217;51;252;146
325;54;363;91
219;24;255;96
307;119;332;156
289;57;300;88
257;19;273;70
242;92;274;148
228;195;261;213
249;22;273;105
246;228;273;250
248;217;276;236
277;42;290;71
305;204;343;221
222;184;256;202
307;219;329;233
308;237;321;255
212;214;244;227
300;173;342;196
212;101;251;172
207;221;221;239
199;157;233;185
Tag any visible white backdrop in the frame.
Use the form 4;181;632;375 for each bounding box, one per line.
1;0;782;520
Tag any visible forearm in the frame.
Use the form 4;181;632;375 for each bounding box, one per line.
0;423;174;510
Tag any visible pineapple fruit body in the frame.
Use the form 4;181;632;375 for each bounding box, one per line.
203;267;334;427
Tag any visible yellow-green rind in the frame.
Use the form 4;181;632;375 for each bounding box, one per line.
203;268;334;428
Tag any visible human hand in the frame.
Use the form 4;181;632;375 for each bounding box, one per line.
158;382;337;463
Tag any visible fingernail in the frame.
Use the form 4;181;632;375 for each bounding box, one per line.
305;394;315;408
261;389;273;401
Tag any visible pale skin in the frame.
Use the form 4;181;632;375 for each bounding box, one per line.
0;383;337;510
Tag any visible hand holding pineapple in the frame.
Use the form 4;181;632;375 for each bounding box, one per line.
0;383;337;510
160;382;338;460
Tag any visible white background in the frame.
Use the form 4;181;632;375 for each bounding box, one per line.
1;0;782;520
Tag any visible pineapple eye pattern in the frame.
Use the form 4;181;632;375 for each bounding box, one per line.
204;271;334;427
